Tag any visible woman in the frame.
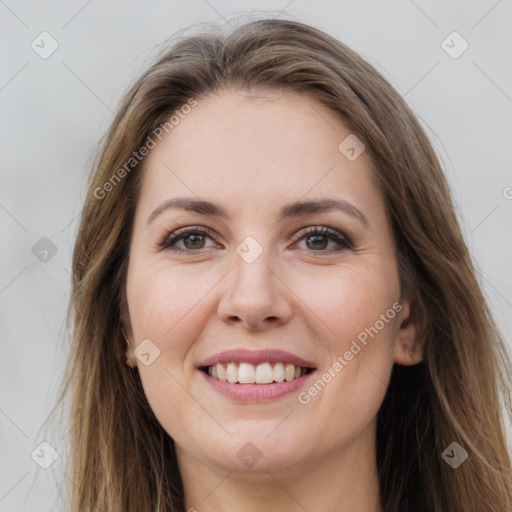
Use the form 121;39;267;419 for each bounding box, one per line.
51;16;512;512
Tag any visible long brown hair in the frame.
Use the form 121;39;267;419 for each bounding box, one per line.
47;15;512;512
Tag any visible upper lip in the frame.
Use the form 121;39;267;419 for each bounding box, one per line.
198;348;316;369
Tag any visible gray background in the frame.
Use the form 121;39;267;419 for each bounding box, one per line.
1;0;511;510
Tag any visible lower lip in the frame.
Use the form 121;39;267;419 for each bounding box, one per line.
199;369;316;402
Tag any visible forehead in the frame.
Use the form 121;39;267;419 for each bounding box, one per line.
137;88;381;217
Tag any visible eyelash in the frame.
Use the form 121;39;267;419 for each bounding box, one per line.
158;225;352;255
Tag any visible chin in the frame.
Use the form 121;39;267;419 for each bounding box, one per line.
188;430;312;475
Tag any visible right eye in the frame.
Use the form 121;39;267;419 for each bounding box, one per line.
159;226;218;253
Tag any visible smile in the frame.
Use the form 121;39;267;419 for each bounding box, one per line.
203;361;314;384
197;348;317;401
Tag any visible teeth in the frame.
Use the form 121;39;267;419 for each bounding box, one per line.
285;363;295;382
238;362;255;384
217;363;227;381
255;362;274;384
207;362;310;384
226;362;238;383
274;362;285;382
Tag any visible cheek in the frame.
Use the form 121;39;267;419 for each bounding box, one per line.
290;259;400;342
126;263;219;436
291;263;398;417
127;261;217;350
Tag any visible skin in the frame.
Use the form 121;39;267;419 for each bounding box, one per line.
123;88;425;512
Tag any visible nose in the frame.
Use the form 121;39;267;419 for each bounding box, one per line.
217;248;293;331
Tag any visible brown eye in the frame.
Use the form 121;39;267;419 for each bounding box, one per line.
160;227;216;253
159;225;352;255
294;226;352;252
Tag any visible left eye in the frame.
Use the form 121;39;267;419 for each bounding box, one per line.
294;226;351;252
159;226;351;253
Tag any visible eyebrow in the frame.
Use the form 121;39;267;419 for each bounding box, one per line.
147;196;369;228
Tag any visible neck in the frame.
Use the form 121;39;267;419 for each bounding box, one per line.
177;421;382;512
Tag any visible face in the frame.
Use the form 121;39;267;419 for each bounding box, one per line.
124;88;422;476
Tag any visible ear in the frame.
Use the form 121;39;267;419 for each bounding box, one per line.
120;291;137;368
393;298;426;366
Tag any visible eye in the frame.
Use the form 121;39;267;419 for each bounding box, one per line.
159;226;217;253
158;225;352;254
292;226;352;253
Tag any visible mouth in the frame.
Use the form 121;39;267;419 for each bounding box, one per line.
197;348;317;401
199;361;316;384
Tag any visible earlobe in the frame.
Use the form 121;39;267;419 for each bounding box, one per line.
120;293;137;368
393;299;426;366
121;329;137;368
